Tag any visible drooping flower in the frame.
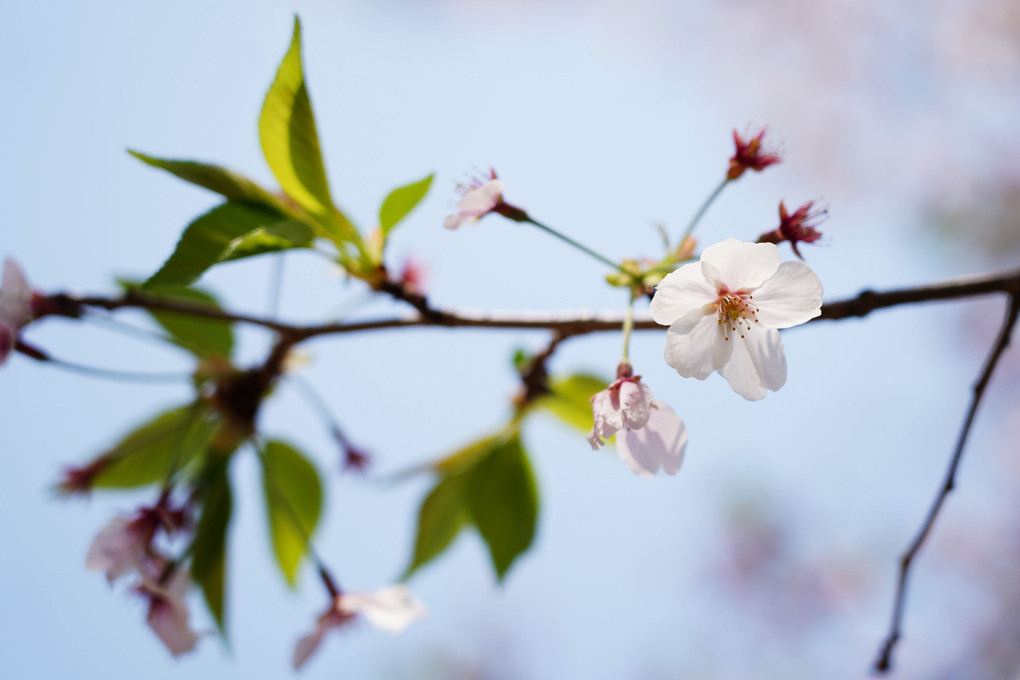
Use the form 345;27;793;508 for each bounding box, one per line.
0;258;33;365
587;364;689;476
650;239;823;401
443;170;527;229
616;401;688;477
294;585;426;670
586;374;655;450
86;503;188;584
86;516;154;584
137;565;199;657
758;200;827;260
727;129;781;181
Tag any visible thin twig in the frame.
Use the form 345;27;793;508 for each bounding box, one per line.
872;282;1020;673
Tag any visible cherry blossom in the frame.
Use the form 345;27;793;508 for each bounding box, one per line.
0;258;33;365
586;374;655;450
443;172;506;230
587;366;689;476
727;129;781;181
443;170;527;229
293;585;426;670
650;239;823;401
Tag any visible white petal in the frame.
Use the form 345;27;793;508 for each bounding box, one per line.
746;326;787;392
717;335;767;400
587;428;605;450
649;262;717;325
751;261;824;328
591;389;623;436
615;403;688;476
701;239;780;291
663;315;731;380
340;586;426;634
443;213;465;230
456;180;503;213
618;381;654;430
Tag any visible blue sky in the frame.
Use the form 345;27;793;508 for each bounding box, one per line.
2;2;1017;679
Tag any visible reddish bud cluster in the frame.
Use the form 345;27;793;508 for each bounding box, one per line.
758;200;827;259
728;129;782;181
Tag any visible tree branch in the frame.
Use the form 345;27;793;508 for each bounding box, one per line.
872;281;1020;673
56;267;1020;340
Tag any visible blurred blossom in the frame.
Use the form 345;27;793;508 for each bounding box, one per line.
294;585;425;670
0;258;33;365
137;566;199;657
444;170;508;230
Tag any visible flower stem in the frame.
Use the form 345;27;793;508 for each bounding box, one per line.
524;217;629;274
680;177;730;243
621;292;636;362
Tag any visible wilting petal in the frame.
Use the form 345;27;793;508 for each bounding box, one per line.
701;239;780;291
750;261;823;328
649;262;716;325
340;585;426;634
616;403;688;476
664;315;730;380
145;569;198;657
86;517;144;584
618;380;654;430
293;621;330;670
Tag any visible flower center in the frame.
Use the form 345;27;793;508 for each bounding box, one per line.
715;289;759;341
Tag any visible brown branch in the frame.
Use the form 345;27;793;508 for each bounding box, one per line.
56;267;1020;340
872;284;1020;673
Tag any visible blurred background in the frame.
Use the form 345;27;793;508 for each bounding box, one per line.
2;0;1019;678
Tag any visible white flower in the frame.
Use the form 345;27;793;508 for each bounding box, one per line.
587;376;655;450
293;585;426;670
443;175;506;230
139;566;199;657
0;258;33;365
650;239;823;401
616;402;688;477
587;372;688;477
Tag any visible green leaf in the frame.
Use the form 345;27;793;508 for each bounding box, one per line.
466;434;539;581
90;403;216;489
118;280;233;359
260;440;323;587
379;174;434;236
534;373;609;434
128;151;297;216
144;201;313;289
403;472;471;579
259;18;333;219
191;457;233;634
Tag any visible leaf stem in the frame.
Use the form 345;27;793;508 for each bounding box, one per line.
680;177;730;243
524;217;629;274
